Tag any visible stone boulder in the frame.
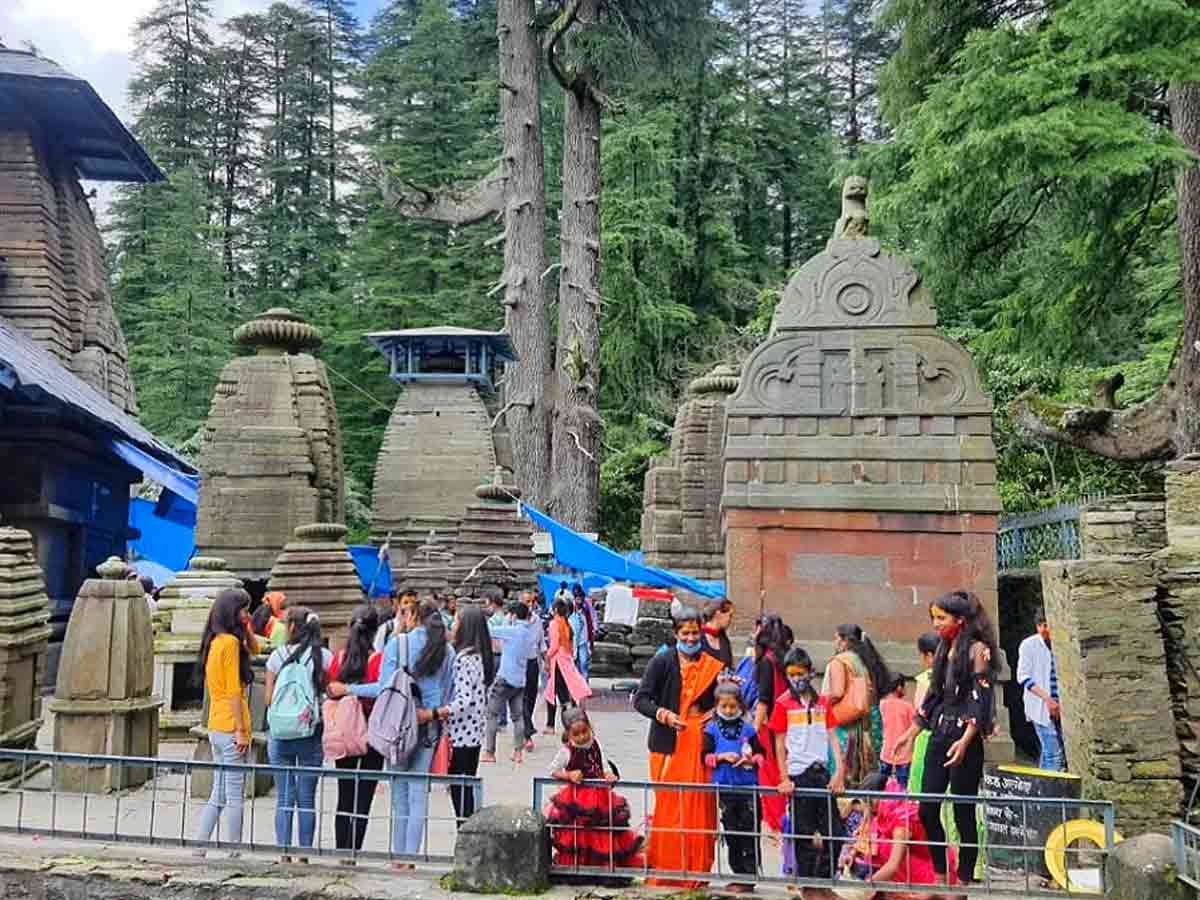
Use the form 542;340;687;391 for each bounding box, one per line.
1104;833;1190;900
449;805;549;893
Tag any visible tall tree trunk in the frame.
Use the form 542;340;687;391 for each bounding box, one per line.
1172;80;1200;456
550;54;601;528
497;0;552;507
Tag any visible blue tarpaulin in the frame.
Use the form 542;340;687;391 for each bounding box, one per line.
520;503;725;599
350;545;393;598
110;438;200;505
128;496;195;577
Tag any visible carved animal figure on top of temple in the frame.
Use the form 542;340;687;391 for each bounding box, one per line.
833;175;870;240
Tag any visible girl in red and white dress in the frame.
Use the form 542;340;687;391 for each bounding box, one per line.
544;707;644;872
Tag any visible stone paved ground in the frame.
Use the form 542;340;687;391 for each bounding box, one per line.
0;684;1059;897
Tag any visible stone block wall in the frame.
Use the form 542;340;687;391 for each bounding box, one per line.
1080;495;1166;559
641;365;738;581
1041;558;1183;834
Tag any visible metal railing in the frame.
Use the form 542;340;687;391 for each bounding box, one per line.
533;777;1116;896
0;748;481;866
1173;820;1200;889
997;503;1084;571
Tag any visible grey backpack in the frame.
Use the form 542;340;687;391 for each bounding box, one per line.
367;634;420;766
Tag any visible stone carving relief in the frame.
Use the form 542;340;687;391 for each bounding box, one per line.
772;239;934;333
733;331;990;417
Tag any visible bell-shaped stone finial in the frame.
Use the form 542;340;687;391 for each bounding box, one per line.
97;556;131;580
233;307;322;355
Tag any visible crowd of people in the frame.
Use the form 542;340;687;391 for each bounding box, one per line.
188;581;1011;899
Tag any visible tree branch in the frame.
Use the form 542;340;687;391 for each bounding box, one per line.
1009;377;1178;460
378;164;505;226
566;428;597;462
544;0;584;93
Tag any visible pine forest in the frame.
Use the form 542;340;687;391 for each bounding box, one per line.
99;0;1200;546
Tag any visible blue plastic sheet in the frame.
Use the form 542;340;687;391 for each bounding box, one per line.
519;503;725;598
110;438;199;504
350;545;393;598
128;497;195;576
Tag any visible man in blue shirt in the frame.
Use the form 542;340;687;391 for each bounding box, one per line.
482;601;539;764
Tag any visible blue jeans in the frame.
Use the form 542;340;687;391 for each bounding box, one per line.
389;731;438;856
880;761;911;788
269;733;323;849
1034;721;1065;771
194;730;246;845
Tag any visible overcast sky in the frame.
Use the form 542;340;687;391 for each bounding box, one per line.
0;0;387;128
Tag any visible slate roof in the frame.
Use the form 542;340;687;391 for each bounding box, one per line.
0;48;162;183
0;319;194;471
365;326;517;361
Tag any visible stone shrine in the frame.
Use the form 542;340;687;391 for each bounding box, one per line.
394;531;461;597
722;178;1002;674
0;524;52;775
266;523;363;647
152;557;242;741
364;327;516;573
450;471;537;594
195;309;345;582
641;365;739;582
0;48;156;414
49;557;160;792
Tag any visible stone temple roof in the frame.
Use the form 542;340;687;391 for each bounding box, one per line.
0;48;163;183
0;319;192;470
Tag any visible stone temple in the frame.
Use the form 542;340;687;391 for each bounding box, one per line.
364;327;516;573
195;309;345;582
722;178;1002;676
641;364;740;582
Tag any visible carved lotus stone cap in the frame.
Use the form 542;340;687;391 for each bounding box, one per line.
476;466;520;502
294;522;349;542
97;557;131;580
234;307;322;353
689;364;740;396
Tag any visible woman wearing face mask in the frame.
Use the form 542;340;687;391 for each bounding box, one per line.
752;614;792;833
893;590;998;891
634;606;724;886
824;623;892;793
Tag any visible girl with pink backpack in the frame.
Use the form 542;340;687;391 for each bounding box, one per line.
324;605;384;857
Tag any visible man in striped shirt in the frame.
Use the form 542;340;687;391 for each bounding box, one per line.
1016;610;1065;771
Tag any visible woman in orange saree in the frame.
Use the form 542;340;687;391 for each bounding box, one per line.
634;607;724;887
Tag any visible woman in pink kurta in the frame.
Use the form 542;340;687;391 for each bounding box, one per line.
543;599;592;734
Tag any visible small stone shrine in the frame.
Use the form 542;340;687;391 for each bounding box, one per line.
641;365;739;582
364;327;517;573
266;523;363;647
152;557;242;741
394;531;460;597
450;470;537;595
195;309;345;582
722;177;1002;674
49;557;160;792
0;524;52;775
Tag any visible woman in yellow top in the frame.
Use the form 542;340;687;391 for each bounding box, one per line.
194;588;255;851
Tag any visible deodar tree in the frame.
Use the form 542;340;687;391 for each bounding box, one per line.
875;0;1200;461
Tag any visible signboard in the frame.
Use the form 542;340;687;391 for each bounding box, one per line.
983;763;1082;877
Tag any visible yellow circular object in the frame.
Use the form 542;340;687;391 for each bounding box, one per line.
1043;819;1123;894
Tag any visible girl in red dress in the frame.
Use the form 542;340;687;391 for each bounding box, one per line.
545;707;645;872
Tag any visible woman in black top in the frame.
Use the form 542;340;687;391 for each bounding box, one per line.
700;598;735;669
894;590;999;888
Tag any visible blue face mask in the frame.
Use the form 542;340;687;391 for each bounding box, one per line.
676;639;702;657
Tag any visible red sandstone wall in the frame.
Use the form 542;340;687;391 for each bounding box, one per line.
726;508;998;667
